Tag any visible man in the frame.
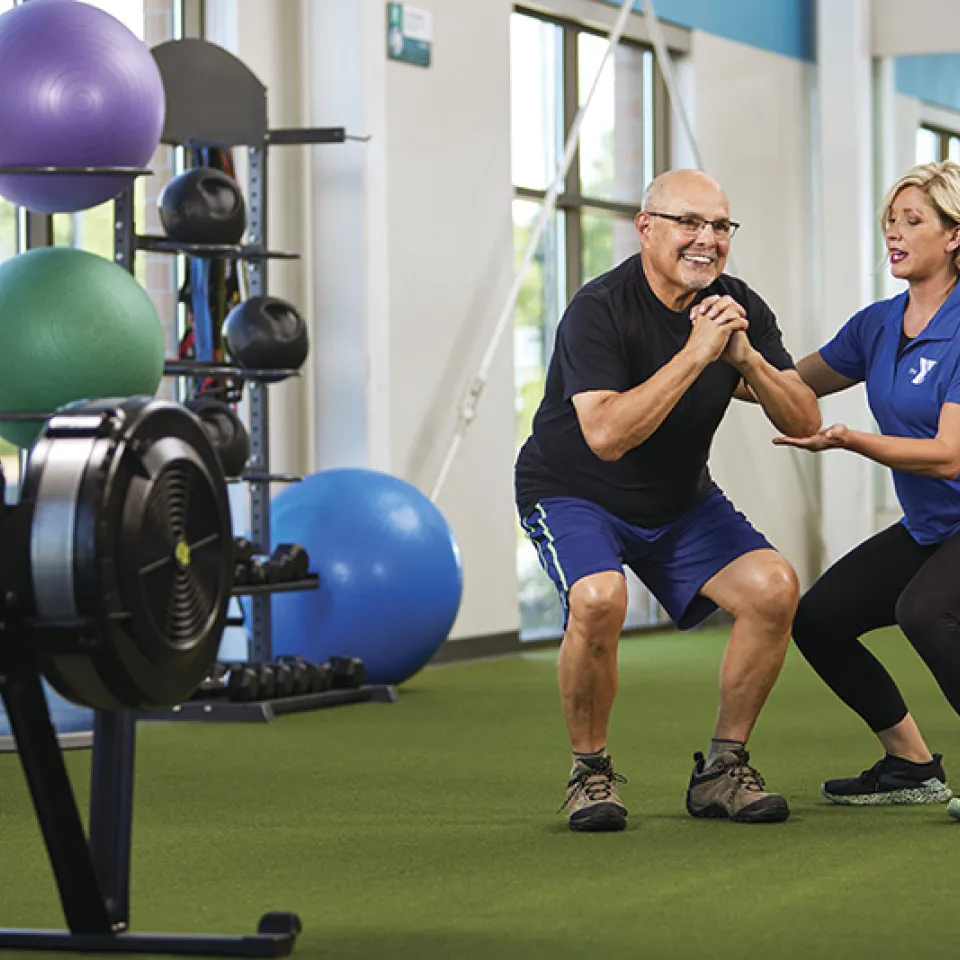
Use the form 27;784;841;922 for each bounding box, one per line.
515;169;820;832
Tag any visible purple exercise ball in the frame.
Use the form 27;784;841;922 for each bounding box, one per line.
0;0;165;213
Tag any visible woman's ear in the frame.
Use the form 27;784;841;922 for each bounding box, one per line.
948;224;960;253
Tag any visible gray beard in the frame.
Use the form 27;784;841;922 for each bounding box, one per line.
679;269;717;293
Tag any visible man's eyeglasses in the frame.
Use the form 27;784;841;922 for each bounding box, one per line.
645;211;740;239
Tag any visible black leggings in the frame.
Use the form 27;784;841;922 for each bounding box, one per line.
792;522;960;732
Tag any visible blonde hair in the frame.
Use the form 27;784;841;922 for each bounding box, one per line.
881;161;960;271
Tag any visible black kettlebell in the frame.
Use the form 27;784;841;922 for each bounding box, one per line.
184;396;250;477
158;166;246;246
222;296;309;373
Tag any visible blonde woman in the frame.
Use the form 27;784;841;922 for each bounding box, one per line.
778;161;960;817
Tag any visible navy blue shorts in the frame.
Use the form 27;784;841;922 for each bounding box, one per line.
520;488;772;630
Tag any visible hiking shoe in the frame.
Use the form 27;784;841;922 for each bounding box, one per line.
560;756;627;832
948;797;960;820
686;749;789;823
821;753;952;805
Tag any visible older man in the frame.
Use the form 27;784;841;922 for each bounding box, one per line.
515;169;820;831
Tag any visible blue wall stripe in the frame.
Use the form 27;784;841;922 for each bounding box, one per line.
598;0;814;62
896;56;960;115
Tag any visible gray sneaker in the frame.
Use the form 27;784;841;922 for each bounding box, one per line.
686;749;789;823
560;756;627;832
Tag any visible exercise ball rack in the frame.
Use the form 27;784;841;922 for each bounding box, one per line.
115;39;396;722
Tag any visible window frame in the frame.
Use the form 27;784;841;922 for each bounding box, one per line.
511;4;677;639
917;122;960;163
513;3;670;301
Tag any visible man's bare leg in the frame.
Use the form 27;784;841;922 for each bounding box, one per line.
557;570;628;753
684;549;797;823
557;570;629;831
700;549;798;743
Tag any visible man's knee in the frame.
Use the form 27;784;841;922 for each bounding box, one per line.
568;571;628;637
733;555;799;628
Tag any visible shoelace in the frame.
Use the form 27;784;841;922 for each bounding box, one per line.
727;757;766;793
558;766;627;812
856;759;889;787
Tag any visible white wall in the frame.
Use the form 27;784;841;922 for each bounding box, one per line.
872;0;960;56
379;0;519;641
671;31;821;586
208;0;519;644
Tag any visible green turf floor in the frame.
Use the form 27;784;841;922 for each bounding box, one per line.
1;627;957;959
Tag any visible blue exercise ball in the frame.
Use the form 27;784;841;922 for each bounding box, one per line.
0;0;166;213
265;469;463;685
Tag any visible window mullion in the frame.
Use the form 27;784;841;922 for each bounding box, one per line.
652;55;671;177
563;24;581;302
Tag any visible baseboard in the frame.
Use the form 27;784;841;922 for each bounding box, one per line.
428;630;522;665
428;614;726;668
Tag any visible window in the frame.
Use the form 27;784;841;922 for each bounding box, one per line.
916;124;960;164
511;6;669;640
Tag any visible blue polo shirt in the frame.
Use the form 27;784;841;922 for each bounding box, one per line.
820;285;960;545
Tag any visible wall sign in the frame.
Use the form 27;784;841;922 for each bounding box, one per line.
387;3;433;68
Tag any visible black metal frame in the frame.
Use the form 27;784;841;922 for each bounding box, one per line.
146;683;399;723
0;646;300;956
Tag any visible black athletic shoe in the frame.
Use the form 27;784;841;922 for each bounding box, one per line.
821;753;953;805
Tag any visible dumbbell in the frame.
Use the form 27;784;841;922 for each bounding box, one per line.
270;543;310;582
232;538;255;586
245;555;271;585
275;656;333;694
233;537;254;563
272;662;295;699
257;664;277;699
225;663;277;702
310;661;333;693
328;656;365;689
190;662;230;699
248;554;283;584
225;663;259;702
275;655;312;696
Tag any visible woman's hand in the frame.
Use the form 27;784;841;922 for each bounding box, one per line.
772;423;850;452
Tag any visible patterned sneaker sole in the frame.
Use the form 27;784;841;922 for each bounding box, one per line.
948;798;960;820
821;779;953;806
568;802;627;833
686;794;789;823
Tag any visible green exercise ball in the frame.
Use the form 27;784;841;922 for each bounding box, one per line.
0;247;165;447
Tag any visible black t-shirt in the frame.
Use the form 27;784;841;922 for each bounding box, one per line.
514;253;794;527
898;327;915;356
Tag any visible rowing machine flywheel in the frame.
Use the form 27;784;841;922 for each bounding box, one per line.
19;397;232;711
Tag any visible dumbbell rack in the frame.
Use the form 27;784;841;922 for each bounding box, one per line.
115;38;396;721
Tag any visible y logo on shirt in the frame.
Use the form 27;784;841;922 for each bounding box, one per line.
910;358;937;385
